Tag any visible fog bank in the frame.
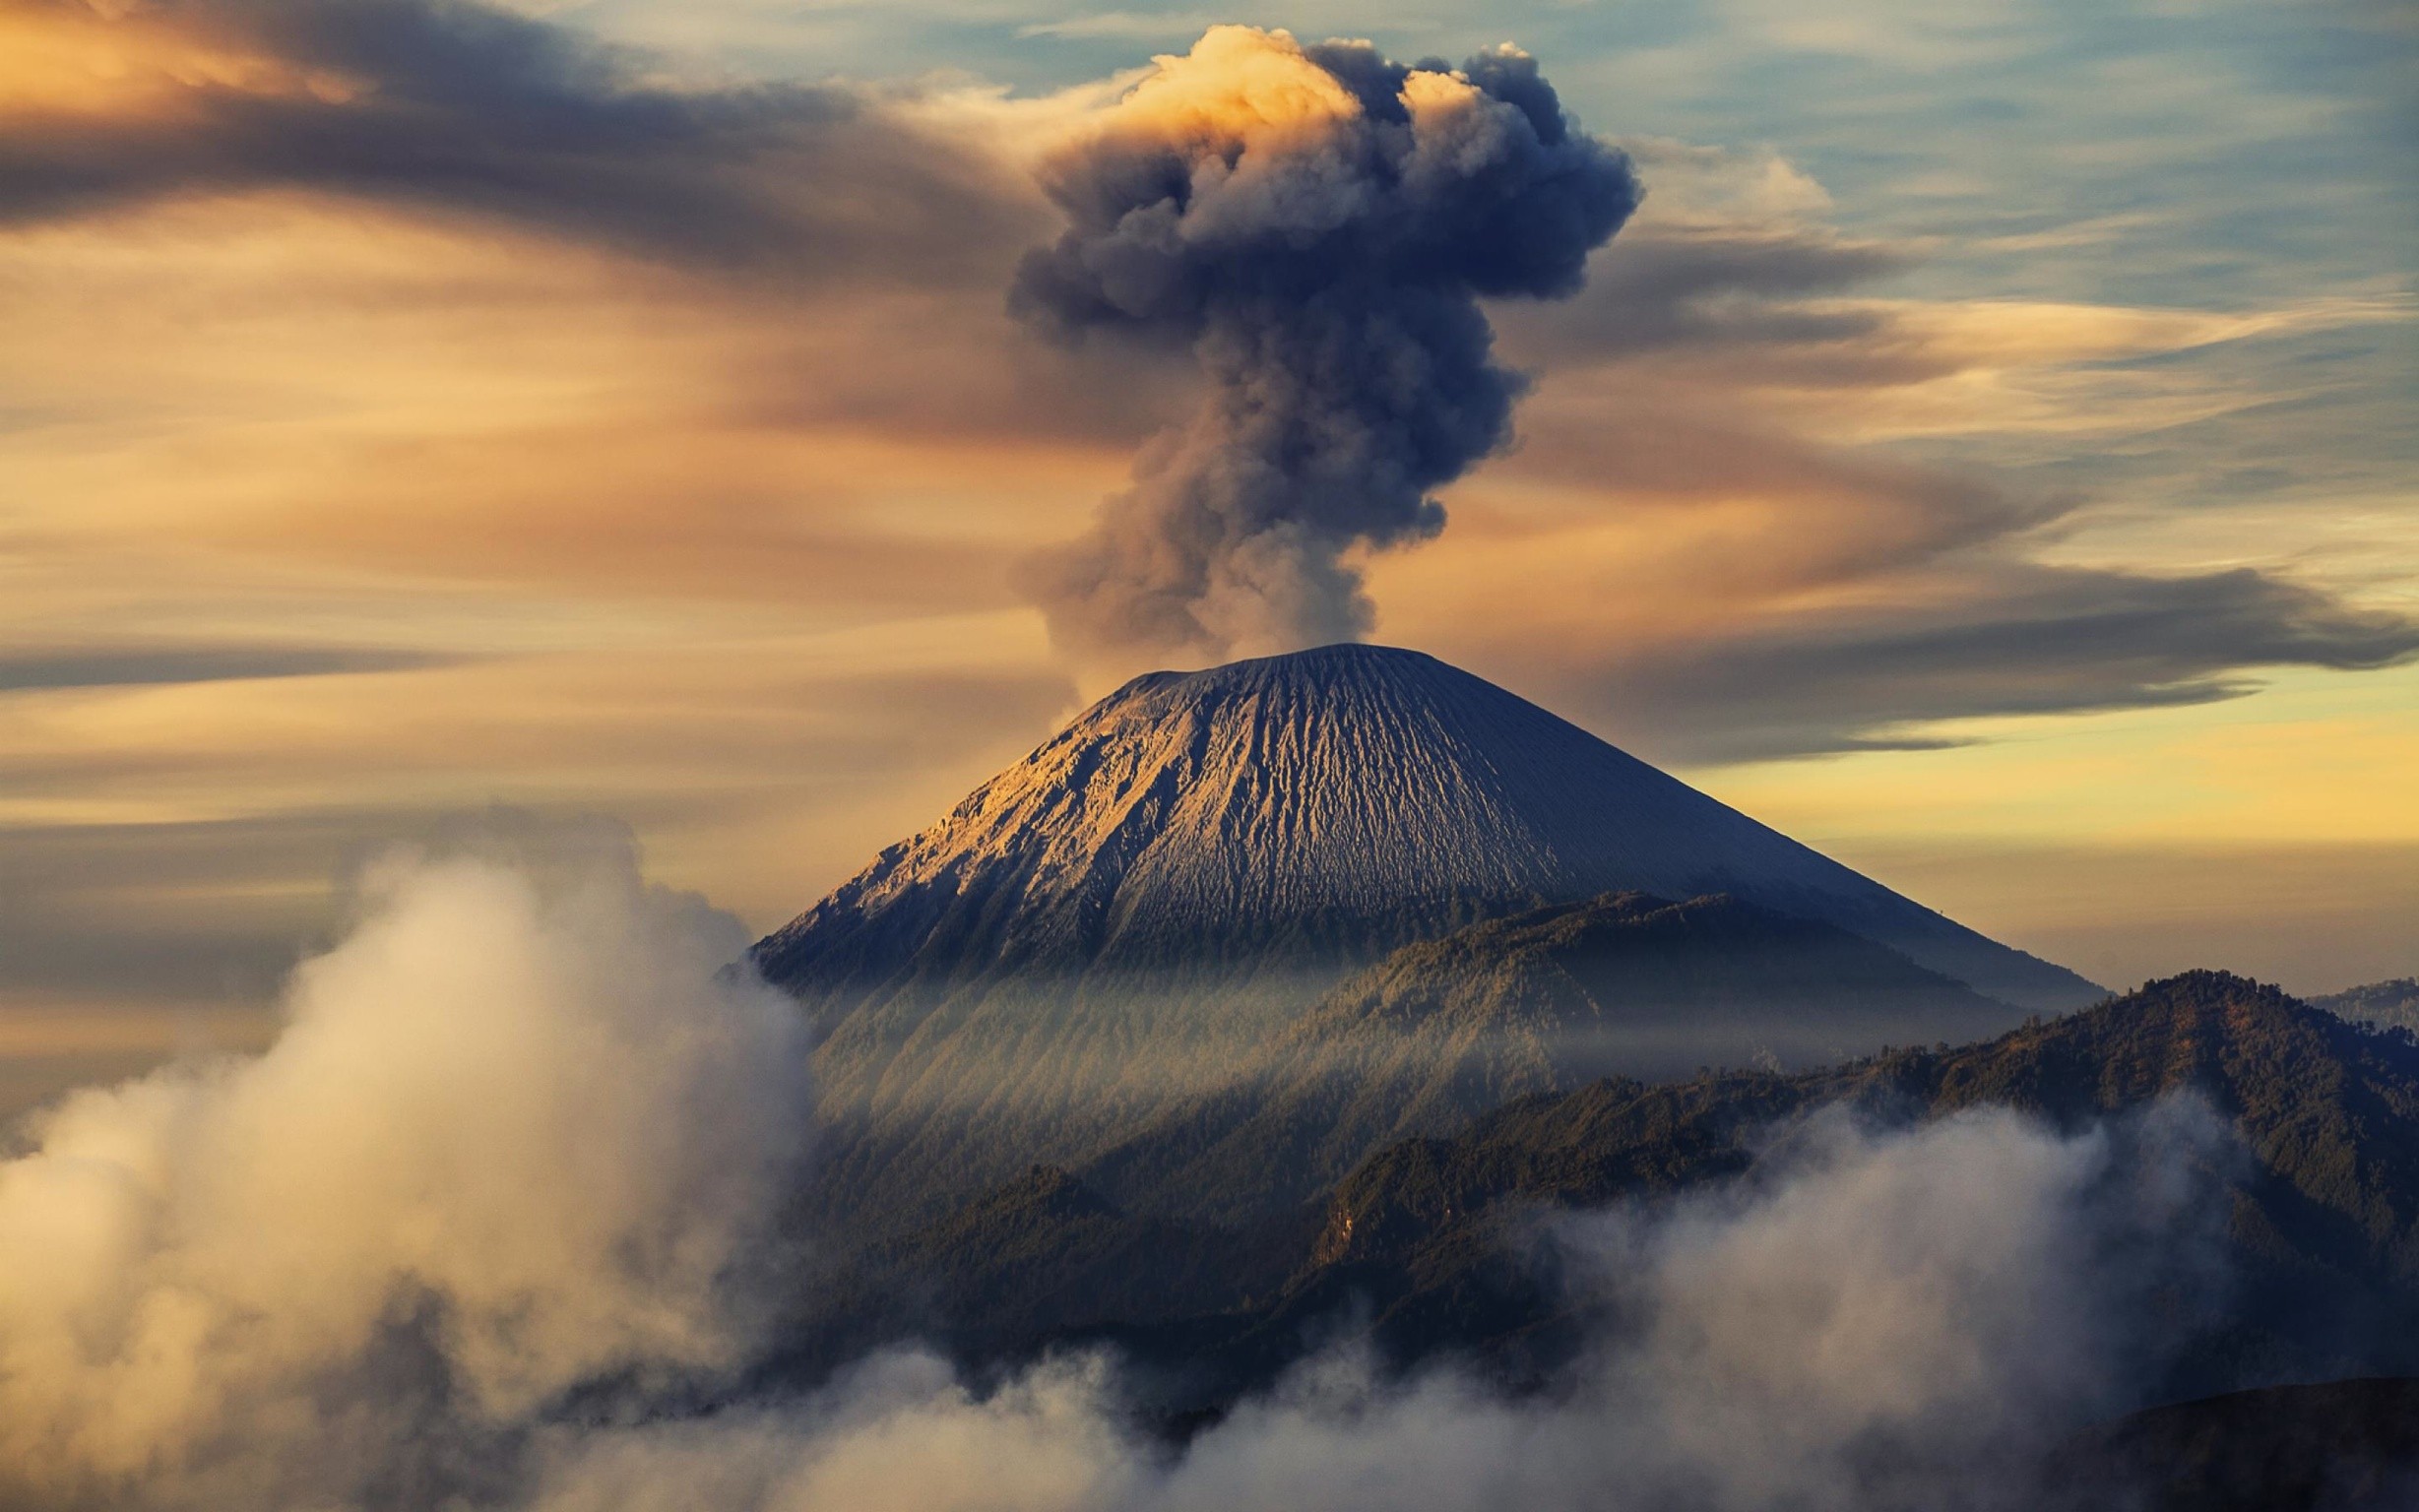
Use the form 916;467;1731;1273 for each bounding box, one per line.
0;839;2235;1510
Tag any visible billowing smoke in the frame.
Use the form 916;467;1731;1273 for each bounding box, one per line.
0;833;815;1510
1012;27;1638;662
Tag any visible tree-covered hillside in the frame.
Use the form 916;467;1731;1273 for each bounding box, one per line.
2317;978;2419;1035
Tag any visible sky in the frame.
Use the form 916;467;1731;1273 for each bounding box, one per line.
1;0;2413;1113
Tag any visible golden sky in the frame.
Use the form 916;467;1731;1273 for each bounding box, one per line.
1;0;2413;1109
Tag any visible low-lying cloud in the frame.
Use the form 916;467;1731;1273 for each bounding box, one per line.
0;834;2240;1510
1011;27;1637;662
0;833;815;1509
523;1101;2233;1512
0;642;454;694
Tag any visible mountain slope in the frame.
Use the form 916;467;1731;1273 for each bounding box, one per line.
2055;1378;2419;1511
754;644;2098;1228
1302;972;2419;1385
1081;891;2019;1222
759;644;2092;1007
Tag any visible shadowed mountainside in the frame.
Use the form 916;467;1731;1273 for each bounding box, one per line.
1296;971;2419;1389
780;974;2419;1416
1080;890;2020;1223
2051;1377;2419;1511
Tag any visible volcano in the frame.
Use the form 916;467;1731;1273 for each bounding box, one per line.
756;644;2099;1225
759;644;2092;1005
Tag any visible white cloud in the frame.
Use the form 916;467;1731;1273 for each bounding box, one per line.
0;831;815;1508
530;1101;2237;1512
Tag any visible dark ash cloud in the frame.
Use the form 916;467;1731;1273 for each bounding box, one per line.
0;0;1035;286
0;643;451;693
1498;227;1917;368
1568;564;2419;762
1010;27;1639;661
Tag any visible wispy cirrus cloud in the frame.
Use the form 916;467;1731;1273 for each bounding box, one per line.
1362;137;2419;762
1014;10;1222;40
0;0;1041;286
1556;565;2419;762
0;643;453;693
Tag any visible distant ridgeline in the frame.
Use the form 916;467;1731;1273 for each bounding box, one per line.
753;645;2099;1234
2316;978;2419;1036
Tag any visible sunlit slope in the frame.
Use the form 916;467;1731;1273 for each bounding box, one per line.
754;643;2099;1225
760;643;2093;1005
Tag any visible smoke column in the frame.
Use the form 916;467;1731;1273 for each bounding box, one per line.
1012;27;1638;662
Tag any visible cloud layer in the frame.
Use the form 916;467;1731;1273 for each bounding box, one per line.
0;832;815;1508
0;0;1032;287
0;827;2235;1509
0;828;2238;1509
4;0;2404;749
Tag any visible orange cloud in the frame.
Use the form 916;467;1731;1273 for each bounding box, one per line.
0;2;364;118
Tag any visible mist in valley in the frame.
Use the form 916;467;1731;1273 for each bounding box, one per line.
0;841;2268;1512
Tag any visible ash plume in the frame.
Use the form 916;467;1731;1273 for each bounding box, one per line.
1011;27;1638;662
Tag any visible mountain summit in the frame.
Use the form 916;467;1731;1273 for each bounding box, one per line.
758;644;2092;1010
757;645;2098;1228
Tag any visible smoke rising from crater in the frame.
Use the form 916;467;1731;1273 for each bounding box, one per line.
1012;27;1638;662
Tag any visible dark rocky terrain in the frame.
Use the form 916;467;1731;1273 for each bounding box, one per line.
2051;1377;2419;1511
